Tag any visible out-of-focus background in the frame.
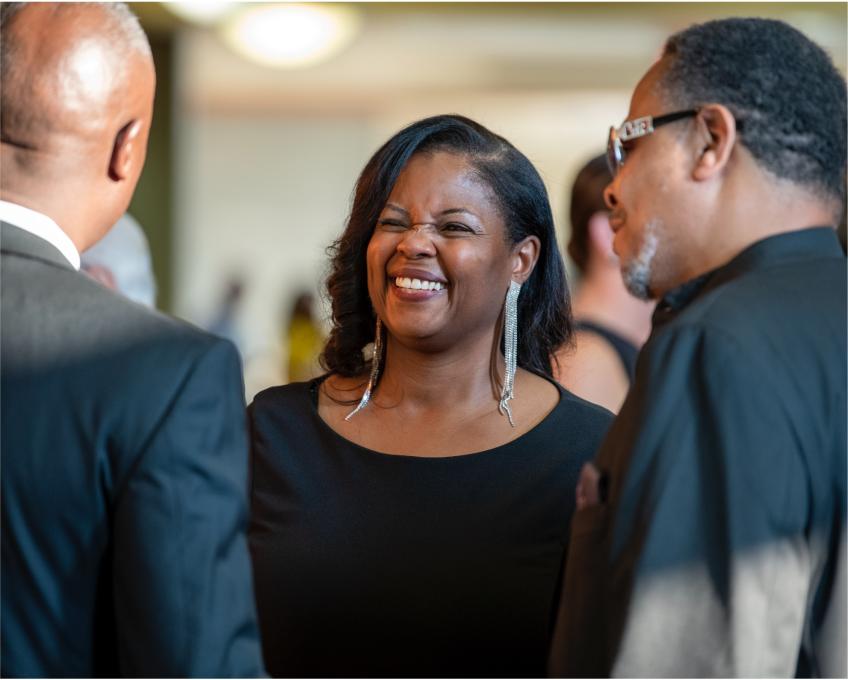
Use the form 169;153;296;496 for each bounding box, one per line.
124;2;847;398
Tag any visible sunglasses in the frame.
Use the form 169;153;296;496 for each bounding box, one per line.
607;109;699;177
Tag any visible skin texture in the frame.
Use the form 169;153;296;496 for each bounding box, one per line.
554;210;654;413
604;57;838;300
0;3;155;252
320;151;560;457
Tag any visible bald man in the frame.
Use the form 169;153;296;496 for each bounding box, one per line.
0;4;264;676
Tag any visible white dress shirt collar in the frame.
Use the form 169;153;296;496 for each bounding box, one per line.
0;199;81;270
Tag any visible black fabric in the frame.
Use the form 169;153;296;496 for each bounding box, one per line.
551;226;847;677
248;378;613;678
1;222;264;677
573;320;639;382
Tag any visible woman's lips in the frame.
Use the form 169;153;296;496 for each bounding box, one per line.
394;276;445;291
389;276;447;301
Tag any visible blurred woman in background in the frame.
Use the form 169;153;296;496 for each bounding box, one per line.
248;114;612;677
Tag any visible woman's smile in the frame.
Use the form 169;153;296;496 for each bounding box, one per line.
388;266;449;301
394;276;445;291
389;277;447;302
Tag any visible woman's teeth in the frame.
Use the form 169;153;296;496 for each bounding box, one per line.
394;277;445;291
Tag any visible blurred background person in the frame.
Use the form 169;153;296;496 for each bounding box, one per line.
554;155;654;412
248;115;612;677
283;290;324;383
207;274;246;352
81;212;157;307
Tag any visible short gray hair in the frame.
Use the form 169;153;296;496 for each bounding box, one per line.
100;2;151;56
1;2;150;56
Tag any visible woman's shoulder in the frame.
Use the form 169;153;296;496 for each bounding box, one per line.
250;378;324;424
556;384;615;421
548;382;615;450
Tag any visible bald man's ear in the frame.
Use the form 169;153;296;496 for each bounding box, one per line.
109;119;143;182
691;104;737;182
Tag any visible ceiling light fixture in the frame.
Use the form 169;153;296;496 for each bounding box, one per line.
221;4;360;69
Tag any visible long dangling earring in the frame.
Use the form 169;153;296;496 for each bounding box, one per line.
345;317;383;421
499;280;521;427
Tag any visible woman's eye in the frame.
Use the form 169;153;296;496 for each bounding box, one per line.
377;219;406;231
442;222;472;233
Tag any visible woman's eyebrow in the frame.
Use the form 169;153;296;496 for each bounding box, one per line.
383;203;409;216
382;204;479;219
439;208;477;218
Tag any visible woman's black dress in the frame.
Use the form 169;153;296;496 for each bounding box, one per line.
248;377;612;677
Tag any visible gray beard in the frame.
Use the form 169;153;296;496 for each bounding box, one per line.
621;220;659;300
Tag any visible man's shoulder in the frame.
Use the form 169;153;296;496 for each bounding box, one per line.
74;269;220;353
84;278;241;379
85;276;211;344
664;252;845;350
638;250;846;420
2;254;233;374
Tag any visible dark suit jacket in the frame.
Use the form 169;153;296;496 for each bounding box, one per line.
1;222;265;677
550;228;847;677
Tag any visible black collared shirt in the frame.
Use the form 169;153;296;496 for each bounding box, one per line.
551;227;847;677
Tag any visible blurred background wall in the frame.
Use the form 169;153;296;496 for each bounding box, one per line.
127;2;847;398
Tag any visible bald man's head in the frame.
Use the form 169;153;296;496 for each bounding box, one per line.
0;2;155;251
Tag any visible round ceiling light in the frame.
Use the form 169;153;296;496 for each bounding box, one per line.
221;3;360;68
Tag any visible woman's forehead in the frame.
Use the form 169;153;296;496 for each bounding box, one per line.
386;152;497;214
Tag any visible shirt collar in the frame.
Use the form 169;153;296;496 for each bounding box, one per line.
653;226;843;326
0;200;81;270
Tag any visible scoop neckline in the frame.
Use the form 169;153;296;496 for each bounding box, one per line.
305;373;566;461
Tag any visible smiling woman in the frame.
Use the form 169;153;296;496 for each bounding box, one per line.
247;114;614;677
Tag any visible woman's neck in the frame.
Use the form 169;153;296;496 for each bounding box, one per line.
374;331;503;413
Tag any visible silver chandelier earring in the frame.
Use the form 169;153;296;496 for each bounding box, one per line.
345;317;383;421
499;280;521;427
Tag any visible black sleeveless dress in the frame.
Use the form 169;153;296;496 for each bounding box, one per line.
248;377;612;677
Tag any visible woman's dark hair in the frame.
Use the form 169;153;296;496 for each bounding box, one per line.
320;113;572;380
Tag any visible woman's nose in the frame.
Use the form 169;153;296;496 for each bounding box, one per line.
397;225;437;258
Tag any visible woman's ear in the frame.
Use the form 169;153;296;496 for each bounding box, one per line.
511;235;541;283
691;103;737;182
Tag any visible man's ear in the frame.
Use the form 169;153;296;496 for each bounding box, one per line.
691;103;737;182
511;235;541;284
109;119;143;181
